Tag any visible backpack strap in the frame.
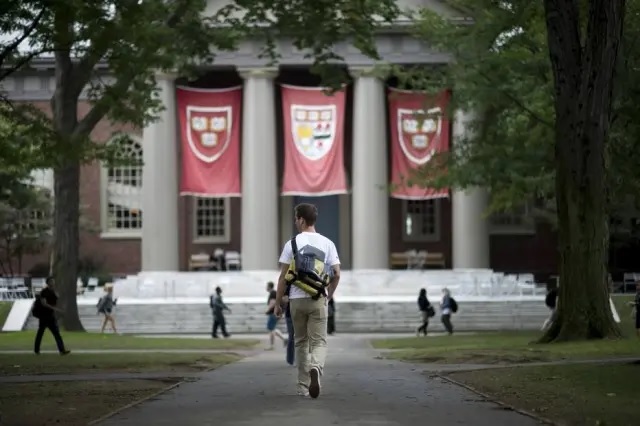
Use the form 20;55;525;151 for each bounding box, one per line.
285;236;298;292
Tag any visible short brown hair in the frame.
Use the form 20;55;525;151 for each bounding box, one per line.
294;203;318;226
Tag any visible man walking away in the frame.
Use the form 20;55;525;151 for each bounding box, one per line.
265;281;287;350
211;286;231;338
274;203;341;399
33;277;70;355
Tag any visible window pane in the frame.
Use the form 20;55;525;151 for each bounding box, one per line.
106;138;143;232
195;198;227;239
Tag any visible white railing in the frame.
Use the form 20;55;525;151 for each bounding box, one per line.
0;277;32;301
89;269;545;301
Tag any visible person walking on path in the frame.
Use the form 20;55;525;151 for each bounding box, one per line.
440;288;455;335
327;298;336;335
284;290;295;365
265;281;287;350
274;203;341;399
33;276;70;355
416;288;434;336
210;286;231;338
97;285;118;334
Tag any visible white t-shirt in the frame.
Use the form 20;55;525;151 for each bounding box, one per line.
278;231;340;299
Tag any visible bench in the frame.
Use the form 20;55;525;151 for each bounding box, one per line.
389;251;446;269
188;254;216;271
425;252;446;268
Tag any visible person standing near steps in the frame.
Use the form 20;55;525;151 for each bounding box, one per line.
274;203;341;399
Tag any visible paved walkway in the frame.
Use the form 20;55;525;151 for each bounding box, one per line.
96;335;542;426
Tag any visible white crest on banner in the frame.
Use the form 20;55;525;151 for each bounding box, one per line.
186;105;232;163
290;104;336;161
397;107;442;165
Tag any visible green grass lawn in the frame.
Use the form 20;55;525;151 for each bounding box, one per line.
448;362;640;426
0;352;240;375
0;331;259;351
0;379;180;426
371;295;639;364
0;301;12;328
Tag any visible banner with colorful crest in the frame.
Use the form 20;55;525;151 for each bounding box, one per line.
280;84;347;196
176;86;242;197
388;87;451;199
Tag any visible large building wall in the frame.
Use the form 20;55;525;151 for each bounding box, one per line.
8;67;559;277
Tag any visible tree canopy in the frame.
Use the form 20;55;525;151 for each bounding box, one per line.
402;0;640;223
0;0;401;330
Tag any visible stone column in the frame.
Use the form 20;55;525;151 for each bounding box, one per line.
351;68;389;269
239;68;279;270
451;110;491;269
141;73;180;271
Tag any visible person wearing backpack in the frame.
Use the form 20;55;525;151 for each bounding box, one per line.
440;287;456;335
97;285;118;334
33;276;70;355
416;288;434;336
210;286;231;338
274;203;341;399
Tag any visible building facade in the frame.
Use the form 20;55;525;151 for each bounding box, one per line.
2;0;559;277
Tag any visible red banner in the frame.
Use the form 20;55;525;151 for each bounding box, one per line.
281;85;347;196
388;88;451;200
176;86;242;197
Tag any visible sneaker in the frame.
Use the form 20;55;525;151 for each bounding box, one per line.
297;389;310;397
60;350;71;356
308;367;320;399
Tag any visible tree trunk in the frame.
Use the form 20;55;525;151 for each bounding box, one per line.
53;164;84;331
541;0;625;342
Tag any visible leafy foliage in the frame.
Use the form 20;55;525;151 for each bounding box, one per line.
398;0;640;225
0;0;405;330
0;184;52;276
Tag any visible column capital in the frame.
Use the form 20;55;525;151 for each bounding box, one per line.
237;67;278;80
349;64;390;79
154;70;178;80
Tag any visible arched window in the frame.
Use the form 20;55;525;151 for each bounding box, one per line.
101;135;143;237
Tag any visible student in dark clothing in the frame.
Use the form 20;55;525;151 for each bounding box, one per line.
542;286;558;331
327;298;336;335
210;286;231;338
33;277;70;355
284;285;295;366
416;288;434;336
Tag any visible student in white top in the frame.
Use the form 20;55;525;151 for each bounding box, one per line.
274;203;341;399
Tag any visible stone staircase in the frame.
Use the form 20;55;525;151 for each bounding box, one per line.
24;299;549;334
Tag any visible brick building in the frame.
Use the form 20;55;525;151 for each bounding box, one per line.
1;0;559;278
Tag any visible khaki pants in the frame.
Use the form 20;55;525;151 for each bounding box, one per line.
290;297;328;391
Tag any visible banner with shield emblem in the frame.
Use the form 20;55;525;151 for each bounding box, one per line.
281;84;347;196
388;87;451;199
176;85;242;197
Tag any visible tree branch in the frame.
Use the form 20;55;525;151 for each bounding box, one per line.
0;8;47;68
73;78;131;138
477;69;554;128
0;48;56;82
